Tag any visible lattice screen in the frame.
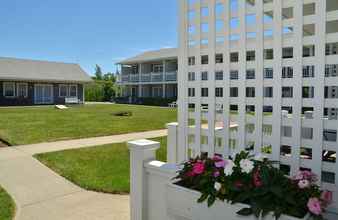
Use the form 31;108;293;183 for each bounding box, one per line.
177;0;338;213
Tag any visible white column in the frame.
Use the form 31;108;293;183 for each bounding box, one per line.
138;63;142;98
162;84;166;98
128;139;160;220
167;122;178;164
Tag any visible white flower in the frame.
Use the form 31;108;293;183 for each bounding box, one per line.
214;182;222;191
239;159;254;174
224;159;235;176
298;179;310;189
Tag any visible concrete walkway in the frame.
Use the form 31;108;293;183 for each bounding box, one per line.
0;129;167;220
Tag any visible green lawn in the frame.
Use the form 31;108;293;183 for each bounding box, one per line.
35;137;167;194
0;186;15;220
0;104;176;145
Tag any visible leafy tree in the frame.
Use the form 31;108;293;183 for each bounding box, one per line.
94;64;103;80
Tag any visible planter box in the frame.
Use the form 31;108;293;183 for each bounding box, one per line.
166;183;310;220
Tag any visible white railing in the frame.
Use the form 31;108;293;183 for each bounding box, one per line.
120;72;177;83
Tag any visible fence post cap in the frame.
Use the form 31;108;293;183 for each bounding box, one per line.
128;139;160;150
166;122;179;127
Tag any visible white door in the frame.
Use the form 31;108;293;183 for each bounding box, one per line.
34;84;54;104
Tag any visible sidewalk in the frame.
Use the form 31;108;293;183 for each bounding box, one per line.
0;129;167;220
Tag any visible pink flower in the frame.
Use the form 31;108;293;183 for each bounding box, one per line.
298;179;310;189
253;169;263;187
186;171;196;177
215;160;225;168
213;170;220;177
193;162;205;175
321;191;333;206
307;198;322;215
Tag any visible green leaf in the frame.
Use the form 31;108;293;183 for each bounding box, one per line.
197;193;208;203
236;208;253;216
207;195;216;207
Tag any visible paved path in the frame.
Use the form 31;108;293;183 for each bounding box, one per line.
0;129;167;220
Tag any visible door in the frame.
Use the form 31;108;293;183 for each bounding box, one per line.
34;84;54;104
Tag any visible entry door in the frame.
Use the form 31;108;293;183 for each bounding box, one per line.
34;84;54;104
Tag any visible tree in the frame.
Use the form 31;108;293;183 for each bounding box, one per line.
94;64;103;80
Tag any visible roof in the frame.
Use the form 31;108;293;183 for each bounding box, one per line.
118;48;177;65
0;57;92;83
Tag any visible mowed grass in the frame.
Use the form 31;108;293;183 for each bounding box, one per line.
0;104;177;145
0;186;15;220
35;137;167;194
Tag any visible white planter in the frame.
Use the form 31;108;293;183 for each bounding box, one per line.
166;183;310;220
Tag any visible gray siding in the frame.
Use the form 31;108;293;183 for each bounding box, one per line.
0;81;84;106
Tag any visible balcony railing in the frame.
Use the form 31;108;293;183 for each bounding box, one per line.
120;71;177;83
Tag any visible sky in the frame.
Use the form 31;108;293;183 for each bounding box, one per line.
0;0;178;75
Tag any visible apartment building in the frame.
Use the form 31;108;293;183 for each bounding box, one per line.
116;48;178;101
178;0;338;211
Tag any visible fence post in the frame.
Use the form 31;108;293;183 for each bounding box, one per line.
166;122;178;164
128;139;160;220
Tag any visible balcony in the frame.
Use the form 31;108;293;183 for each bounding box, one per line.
120;71;177;83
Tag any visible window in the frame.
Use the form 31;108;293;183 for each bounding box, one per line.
281;145;292;156
230;18;239;29
201;71;208;81
188;56;195;66
324;108;338;120
59;85;68;97
188;10;195;20
215;71;223;80
302;127;314;139
201;55;209;65
246;105;255;115
201;88;209;97
323;130;337;142
303;3;315;16
215;3;224;15
216;20;224;32
282;126;292;137
69;85;78;97
188;88;195;97
263;106;273;114
282;7;293;19
302;87;315;98
325;64;338;77
215;87;223;97
188;25;195;35
216;36;225;44
215;53;223;63
230;87;238;97
201;39;209;45
153;64;163;73
201;23;209;33
230;52;239;62
201;7;209;17
264;49;274;59
326;42;338;55
3;82;15;97
246;69;255;79
230;70;239;80
325;86;338;99
188;72;195;81
282;87;293;98
246;51;255;61
304;24;315;36
282;47;293;59
303;45;315;57
264;87;273;98
282;67;293;78
246;87;255;97
264;68;273;79
303;66;315;78
17;83;28;98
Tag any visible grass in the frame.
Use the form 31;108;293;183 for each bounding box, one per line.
35;137;167;194
0;104;177;145
0;186;15;220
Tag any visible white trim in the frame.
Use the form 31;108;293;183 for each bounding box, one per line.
16;82;28;98
34;84;54;104
3;82;16;98
59;84;68;97
69;84;78;98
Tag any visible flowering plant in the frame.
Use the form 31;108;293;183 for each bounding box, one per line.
175;151;332;220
